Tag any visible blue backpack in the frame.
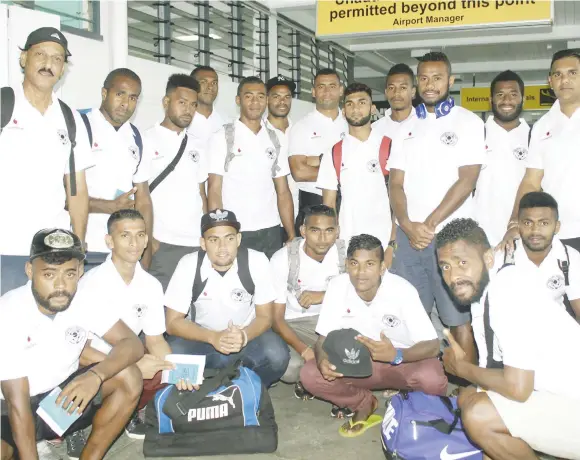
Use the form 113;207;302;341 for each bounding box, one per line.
144;361;277;457
381;392;483;460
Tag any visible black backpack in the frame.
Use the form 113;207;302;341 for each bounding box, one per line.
189;247;255;322
1;86;80;196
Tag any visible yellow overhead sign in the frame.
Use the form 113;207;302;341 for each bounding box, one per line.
316;0;553;37
460;85;557;112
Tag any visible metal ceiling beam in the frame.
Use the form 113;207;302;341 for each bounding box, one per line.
408;59;552;74
348;25;580;52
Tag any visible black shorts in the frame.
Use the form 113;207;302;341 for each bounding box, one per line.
0;366;101;449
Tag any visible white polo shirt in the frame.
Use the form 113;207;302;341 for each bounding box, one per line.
187;109;225;146
471;265;580;399
207;120;290;232
0;282;116;398
473;117;530;246
494;238;580;309
316;272;437;347
371;108;415;139
288;109;348;196
145;124;208;247
80;257;166;354
0;85;94;255
84;109;153;253
165;249;275;331
525;101;580;239
270;240;342;320
316;129;392;247
389;106;485;232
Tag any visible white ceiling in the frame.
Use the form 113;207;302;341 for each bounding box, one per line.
268;0;580;98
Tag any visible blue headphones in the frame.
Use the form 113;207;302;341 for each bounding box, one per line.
416;97;455;119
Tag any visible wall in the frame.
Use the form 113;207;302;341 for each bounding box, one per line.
2;3;314;132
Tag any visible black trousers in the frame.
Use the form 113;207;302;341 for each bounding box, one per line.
241;225;283;259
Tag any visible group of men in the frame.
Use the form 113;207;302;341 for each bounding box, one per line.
1;25;580;460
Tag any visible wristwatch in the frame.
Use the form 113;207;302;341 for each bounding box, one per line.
388;240;397;251
391;349;404;365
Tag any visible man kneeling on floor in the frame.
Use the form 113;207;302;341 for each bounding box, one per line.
270;205;346;403
437;218;580;460
301;234;447;438
165;209;290;387
0;229;144;460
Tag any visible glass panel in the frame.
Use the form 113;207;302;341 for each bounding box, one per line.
8;0;99;33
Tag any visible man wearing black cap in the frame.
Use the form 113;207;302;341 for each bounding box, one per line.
0;27;93;295
301;234;447;438
207;76;295;258
0;229;144;460
165;209;290;387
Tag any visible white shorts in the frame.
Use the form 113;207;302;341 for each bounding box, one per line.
488;390;580;459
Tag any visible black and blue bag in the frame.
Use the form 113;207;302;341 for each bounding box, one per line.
143;360;277;457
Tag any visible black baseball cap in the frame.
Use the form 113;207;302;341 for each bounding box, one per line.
266;76;296;94
201;209;241;235
30;229;85;261
323;328;372;378
23;27;71;58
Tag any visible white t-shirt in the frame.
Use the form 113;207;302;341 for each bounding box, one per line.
0;85;94;255
316;273;437;347
288;109;348;196
316;129;392;247
389;106;485;232
0;282;117;398
525;101;580;239
493;238;580;309
208;120;290;232
474;117;530;247
471;264;580;400
165;249;276;331
371;108;415;139
80;257;166;354
84;109;153;253
270;240;342;320
145;124;208;247
187;109;225;146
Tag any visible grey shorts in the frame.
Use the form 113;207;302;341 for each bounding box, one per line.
391;226;470;327
149;242;199;291
0;255;29;295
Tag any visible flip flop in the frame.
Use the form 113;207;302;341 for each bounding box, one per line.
338;414;383;438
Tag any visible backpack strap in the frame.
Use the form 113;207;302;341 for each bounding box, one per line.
287;238;303;296
130;123;144;174
335;238;347;274
527;126;532;147
236;246;255;297
223;123;235;172
558;244;575;318
1;86;15;134
190;251;208;322
483;294;504;370
331;140;344;184
59;99;78;196
379;136;392;177
149;134;188;193
265;125;282;177
79;112;93;148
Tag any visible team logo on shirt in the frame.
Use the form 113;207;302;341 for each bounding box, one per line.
440;132;458;146
512;147;528;160
231;288;251;303
547;275;564;290
265;147;276;160
188;150;200;163
133;304;148;318
65;326;87;345
128;145;139;160
367;159;380;173
382;315;401;328
343;348;360;365
57;129;70;146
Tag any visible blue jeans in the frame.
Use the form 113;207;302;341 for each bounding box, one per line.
167;330;290;388
0;255;29;295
